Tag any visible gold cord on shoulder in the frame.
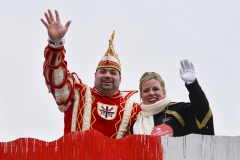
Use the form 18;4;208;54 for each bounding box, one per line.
165;105;213;129
165;110;185;126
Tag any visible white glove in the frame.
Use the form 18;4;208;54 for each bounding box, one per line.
179;59;196;84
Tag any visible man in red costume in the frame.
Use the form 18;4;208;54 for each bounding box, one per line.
41;10;141;139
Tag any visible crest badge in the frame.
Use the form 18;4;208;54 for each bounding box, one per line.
97;102;118;120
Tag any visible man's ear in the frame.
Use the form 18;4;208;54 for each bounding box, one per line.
119;75;122;84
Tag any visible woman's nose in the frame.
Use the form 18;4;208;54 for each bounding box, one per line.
149;90;154;95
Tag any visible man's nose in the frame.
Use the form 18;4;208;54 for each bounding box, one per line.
104;72;111;77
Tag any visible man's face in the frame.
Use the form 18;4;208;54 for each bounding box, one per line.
94;67;122;95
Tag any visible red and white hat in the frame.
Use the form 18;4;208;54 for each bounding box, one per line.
96;30;121;74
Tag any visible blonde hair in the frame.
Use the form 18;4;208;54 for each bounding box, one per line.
139;72;166;95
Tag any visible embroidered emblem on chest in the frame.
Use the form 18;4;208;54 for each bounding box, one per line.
97;102;118;120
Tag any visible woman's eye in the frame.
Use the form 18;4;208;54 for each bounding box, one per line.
143;90;149;93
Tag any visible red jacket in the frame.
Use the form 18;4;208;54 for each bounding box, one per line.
43;45;141;138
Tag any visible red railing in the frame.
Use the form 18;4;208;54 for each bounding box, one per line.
0;130;163;160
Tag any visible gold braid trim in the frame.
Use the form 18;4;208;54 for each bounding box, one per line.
168;102;177;106
165;110;185;127
195;108;212;129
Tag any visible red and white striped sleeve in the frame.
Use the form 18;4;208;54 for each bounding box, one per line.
43;45;81;112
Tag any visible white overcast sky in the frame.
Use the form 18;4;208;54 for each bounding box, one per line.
1;1;240;142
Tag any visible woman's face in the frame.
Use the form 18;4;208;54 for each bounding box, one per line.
141;78;166;105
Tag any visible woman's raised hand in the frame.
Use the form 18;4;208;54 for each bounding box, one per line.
179;59;196;84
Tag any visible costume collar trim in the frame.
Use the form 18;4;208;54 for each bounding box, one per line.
93;87;121;99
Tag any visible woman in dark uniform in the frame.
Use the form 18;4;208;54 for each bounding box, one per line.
130;59;214;137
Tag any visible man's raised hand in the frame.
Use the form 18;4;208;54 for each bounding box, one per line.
40;10;71;43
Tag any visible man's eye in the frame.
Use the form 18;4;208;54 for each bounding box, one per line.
99;70;106;73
